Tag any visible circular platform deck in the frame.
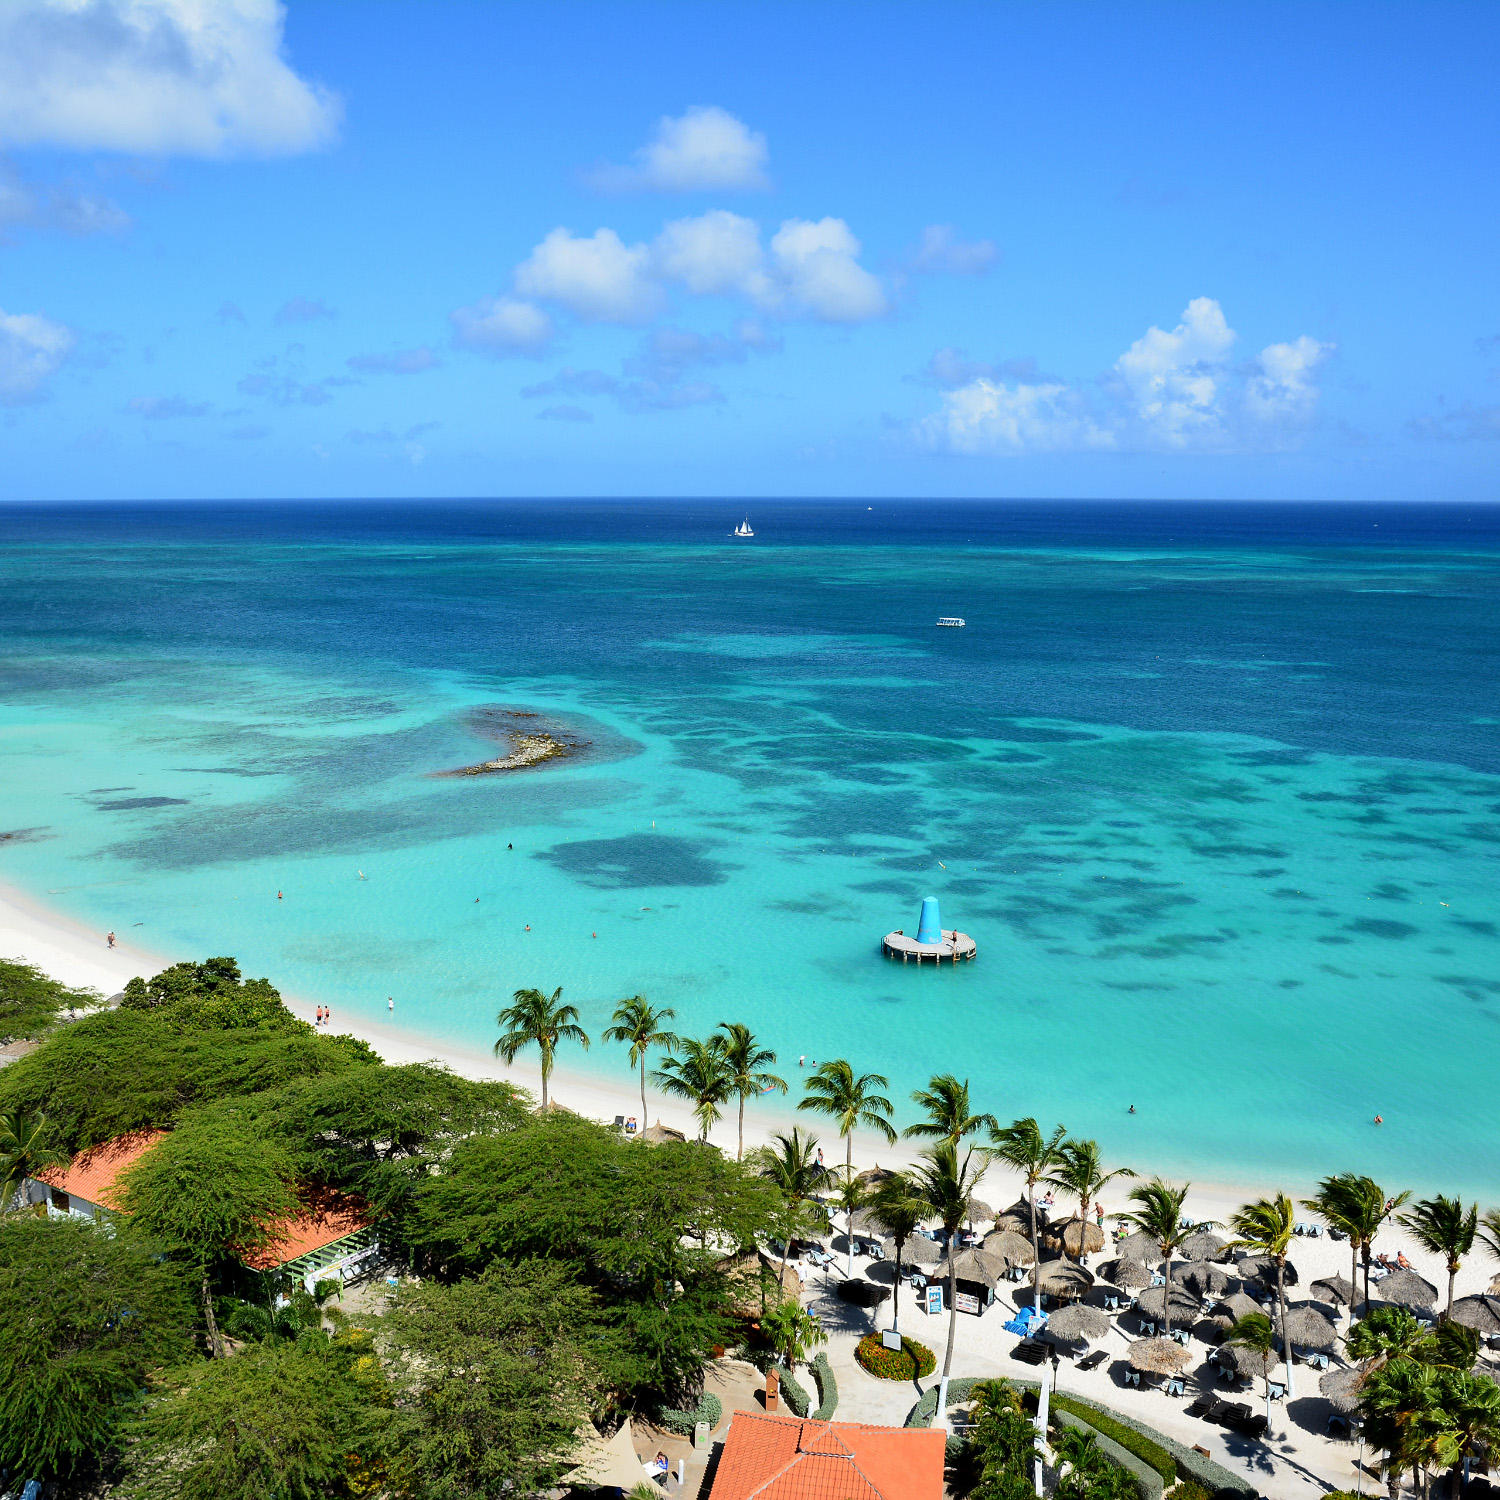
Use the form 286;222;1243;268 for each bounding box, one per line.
882;928;976;964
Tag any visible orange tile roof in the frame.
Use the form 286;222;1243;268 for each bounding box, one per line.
708;1412;945;1500
241;1187;371;1271
37;1130;166;1210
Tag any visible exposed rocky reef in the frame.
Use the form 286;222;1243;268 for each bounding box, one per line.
437;708;593;777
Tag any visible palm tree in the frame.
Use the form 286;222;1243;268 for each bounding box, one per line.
798;1059;897;1175
914;1139;987;1427
1121;1179;1193;1340
988;1116;1067;1304
493;986;589;1111
868;1172;927;1338
1432;1369;1500;1496
1477;1207;1500;1269
1400;1195;1477;1319
1347;1305;1433;1369
761;1126;823;1289
1304;1173;1409;1312
601;995;678;1131
1227;1193;1297;1398
1360;1357;1441;1500
829;1170;867;1280
762;1298;826;1371
715;1022;786;1161
904;1074;997;1146
1045;1138;1134;1261
651;1035;733;1142
0;1109;66;1212
1225;1312;1279;1433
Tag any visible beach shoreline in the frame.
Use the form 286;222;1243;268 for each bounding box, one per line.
0;877;1319;1225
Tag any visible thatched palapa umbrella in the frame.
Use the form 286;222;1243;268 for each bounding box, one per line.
1034;1259;1094;1303
1377;1269;1438;1311
1310;1275;1357;1309
892;1234;941;1265
967;1198;996;1228
1238;1254;1299;1288
1450;1296;1500;1335
983;1229;1037;1269
1178;1260;1233;1298
642;1121;686;1144
1320;1365;1365;1415
1046;1303;1111;1344
1103;1258;1151;1291
934;1246;1006;1289
1046;1217;1106;1259
1137;1283;1201;1322
1278;1304;1337;1352
1216;1341;1274;1380
1211;1292;1266;1325
856;1166;897;1189
1119;1230;1162;1263
1129;1336;1189;1376
1181;1230;1229;1262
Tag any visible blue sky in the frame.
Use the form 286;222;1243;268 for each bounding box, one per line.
0;0;1497;501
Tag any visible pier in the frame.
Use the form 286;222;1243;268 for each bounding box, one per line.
882;896;976;964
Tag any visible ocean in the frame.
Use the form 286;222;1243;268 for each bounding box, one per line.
2;498;1498;1193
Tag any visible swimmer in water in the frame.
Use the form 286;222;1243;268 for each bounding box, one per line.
1374;1114;1383;1125
1128;1105;1136;1114
277;890;283;900
388;997;394;1012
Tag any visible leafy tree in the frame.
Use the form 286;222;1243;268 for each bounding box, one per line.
1429;1320;1481;1373
1478;1207;1500;1268
1227;1193;1297;1397
602;995;678;1130
0;1108;65;1212
0;1214;194;1484
989;1116;1067;1305
798;1059;897;1176
1052;1427;1135;1500
914;1139;986;1421
121;1335;382;1500
405;1111;779;1399
1225;1312;1279;1430
380;1259;617;1499
715;1021;785;1161
1304;1173;1410;1311
0;957;98;1042
218;1274;342;1350
1359;1356;1441;1499
1427;1370;1500;1495
1348;1305;1433;1368
904;1073;997;1145
830;1169;867;1279
120;957;295;1033
964;1379;1036;1500
494;985;588;1111
119;1106;301;1357
1045;1137;1134;1262
652;1034;734;1143
761;1126;824;1288
762;1298;826;1369
1120;1179;1192;1340
1400;1195;1477;1319
868;1172;927;1337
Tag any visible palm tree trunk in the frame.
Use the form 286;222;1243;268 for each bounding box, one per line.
640;1053;648;1132
1029;1179;1042;1305
1447;1263;1457;1320
1277;1259;1295;1399
939;1260;959;1426
1163;1253;1174;1341
738;1093;745;1161
846;1131;854;1177
846;1203;854;1280
203;1272;224;1359
1352;1241;1361;1324
1079;1190;1092;1265
892;1242;903;1335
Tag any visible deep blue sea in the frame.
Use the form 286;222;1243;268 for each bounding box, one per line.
2;499;1498;1192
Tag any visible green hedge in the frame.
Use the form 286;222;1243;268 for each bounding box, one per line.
1060;1394;1257;1499
1055;1409;1164;1500
773;1364;811;1418
1050;1394;1176;1487
657;1391;723;1437
811;1353;838;1420
857;1333;936;1381
904;1375;984;1426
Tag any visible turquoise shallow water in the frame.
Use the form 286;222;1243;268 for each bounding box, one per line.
1;500;1498;1192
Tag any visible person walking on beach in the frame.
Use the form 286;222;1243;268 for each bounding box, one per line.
106;931;115;948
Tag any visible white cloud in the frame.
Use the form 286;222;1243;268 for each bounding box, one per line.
768;217;887;322
909;224;998;275
515;227;664;324
0;158;130;237
653;209;769;298
919;299;1331;456
450;296;554;356
124;393;209;418
0;0;340;158
590;105;769;193
346;347;439;375
0;307;74;403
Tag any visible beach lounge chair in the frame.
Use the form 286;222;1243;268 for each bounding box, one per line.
1077;1349;1108;1371
1165;1378;1186;1397
1268;1381;1286;1401
1123;1370;1142;1388
1012;1340;1049;1366
1171;1329;1190;1347
1103;1293;1121;1310
1234;1413;1270;1439
1327;1414;1351;1438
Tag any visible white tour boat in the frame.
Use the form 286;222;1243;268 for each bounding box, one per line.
733;517;755;537
936;616;966;627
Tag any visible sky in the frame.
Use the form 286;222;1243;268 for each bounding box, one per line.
0;0;1497;502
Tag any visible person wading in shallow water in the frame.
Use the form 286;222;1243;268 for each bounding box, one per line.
106;931;115;948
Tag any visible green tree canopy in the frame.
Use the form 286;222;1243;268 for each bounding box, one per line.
380;1259;619;1498
0;1214;195;1482
0;957;99;1043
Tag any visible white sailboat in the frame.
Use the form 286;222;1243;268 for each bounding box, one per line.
733;517;754;537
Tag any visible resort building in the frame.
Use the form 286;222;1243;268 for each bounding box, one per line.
24;1130;378;1292
706;1412;945;1500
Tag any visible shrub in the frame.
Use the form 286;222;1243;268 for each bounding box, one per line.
1166;1483;1215;1500
657;1391;723;1437
1051;1394;1176;1486
773;1364;811;1417
905;1375;984;1425
856;1333;936;1381
810;1352;838;1420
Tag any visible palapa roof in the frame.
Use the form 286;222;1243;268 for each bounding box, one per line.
1045;1217;1105;1258
1103;1257;1152;1290
1177;1260;1233;1297
983;1229;1037;1267
1278;1304;1337;1351
1118;1230;1162;1263
1310;1275;1357;1308
1217;1342;1275;1379
707;1412;945;1500
1236;1254;1300;1287
967;1198;995;1225
1045;1303;1111;1342
1450;1296;1500;1334
1180;1230;1229;1262
886;1233;941;1265
933;1246;1007;1288
1034;1259;1094;1299
855;1167;897;1189
1211;1292;1267;1324
1377;1269;1438;1309
1129;1336;1189;1375
1320;1365;1364;1414
642;1121;687;1144
1136;1283;1201;1320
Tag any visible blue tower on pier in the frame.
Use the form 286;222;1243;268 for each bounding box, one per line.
916;896;942;945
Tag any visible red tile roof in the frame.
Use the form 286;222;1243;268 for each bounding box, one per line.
241;1188;370;1270
37;1130;166;1210
708;1412;945;1500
